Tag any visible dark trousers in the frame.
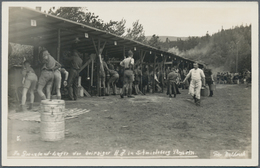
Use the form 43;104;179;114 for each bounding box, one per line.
67;69;79;100
167;80;177;96
167;81;180;95
206;80;213;96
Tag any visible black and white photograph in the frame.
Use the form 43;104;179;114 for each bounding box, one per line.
2;1;258;166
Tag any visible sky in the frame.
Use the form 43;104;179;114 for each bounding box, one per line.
6;2;257;37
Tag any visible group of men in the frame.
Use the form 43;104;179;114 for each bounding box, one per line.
20;44;82;111
216;71;251;85
98;50;143;98
20;45;215;110
20;48;138;111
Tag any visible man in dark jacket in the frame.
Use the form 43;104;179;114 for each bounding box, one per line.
203;64;214;97
66;44;82;100
167;68;179;98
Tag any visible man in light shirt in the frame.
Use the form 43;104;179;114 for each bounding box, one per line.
182;62;205;106
120;50;135;98
37;49;61;100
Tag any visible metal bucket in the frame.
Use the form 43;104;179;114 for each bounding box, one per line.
201;87;209;97
40;99;65;141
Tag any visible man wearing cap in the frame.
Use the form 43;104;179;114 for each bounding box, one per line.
120;50;135;98
37;49;61;100
182;62;205;106
65;44;82;100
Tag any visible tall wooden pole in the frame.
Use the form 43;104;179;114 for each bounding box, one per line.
140;50;143;93
153;53;156;93
161;57;164;93
33;44;39;76
91;59;94;86
97;39;101;96
56;29;61;62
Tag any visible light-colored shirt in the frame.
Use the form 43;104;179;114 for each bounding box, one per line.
22;66;36;80
186;68;205;81
42;55;57;70
120;57;134;69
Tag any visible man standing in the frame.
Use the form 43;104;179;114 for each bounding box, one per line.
52;64;62;99
182;62;205;106
37;49;60;100
66;45;82;101
134;65;142;95
120;50;135;98
20;61;38;111
203;64;214;97
167;68;179;98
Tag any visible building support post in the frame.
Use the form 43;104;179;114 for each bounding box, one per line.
57;29;61;62
92;38;106;96
153;53;156;93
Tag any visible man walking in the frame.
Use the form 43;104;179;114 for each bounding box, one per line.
182;62;205;106
120;50;135;98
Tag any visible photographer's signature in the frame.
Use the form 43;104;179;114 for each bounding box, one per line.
211;150;248;158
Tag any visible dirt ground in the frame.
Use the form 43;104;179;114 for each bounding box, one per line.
7;84;251;159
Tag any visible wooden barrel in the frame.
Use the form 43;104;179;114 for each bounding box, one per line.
201;87;209;97
40;99;65;141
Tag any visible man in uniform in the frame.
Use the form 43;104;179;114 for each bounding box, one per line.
20;61;38;111
134;65;142;95
182;62;205;106
37;49;61;100
203;64;214;97
52;63;62;99
120;50;135;98
66;44;82;100
60;67;69;98
167;67;179;98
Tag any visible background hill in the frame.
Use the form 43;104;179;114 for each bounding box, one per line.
146;36;188;42
147;25;251;74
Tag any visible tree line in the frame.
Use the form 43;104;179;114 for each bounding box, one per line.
166;25;251;73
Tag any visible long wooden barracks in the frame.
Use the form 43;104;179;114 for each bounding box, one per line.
9;7;201;96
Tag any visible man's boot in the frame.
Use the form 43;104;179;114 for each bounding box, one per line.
209;91;213;97
19;105;27;112
196;99;201;106
28;103;33;110
101;88;105;96
193;95;197;103
143;88;146;95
